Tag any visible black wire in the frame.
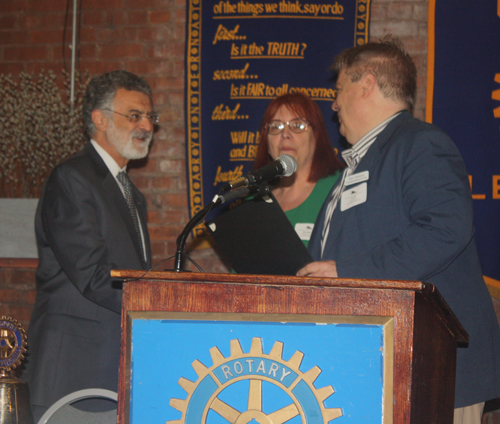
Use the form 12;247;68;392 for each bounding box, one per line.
121;255;176;283
182;252;204;272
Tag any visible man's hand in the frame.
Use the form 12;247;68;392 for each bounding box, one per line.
296;260;338;277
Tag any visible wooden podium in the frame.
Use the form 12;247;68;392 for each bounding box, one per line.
112;270;467;424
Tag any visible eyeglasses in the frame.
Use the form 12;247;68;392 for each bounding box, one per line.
103;108;159;125
267;118;309;135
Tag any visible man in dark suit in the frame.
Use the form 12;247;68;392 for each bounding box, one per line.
298;38;500;423
22;70;155;421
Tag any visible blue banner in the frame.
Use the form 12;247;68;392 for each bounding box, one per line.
427;0;500;285
186;0;371;237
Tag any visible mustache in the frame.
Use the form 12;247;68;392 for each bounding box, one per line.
131;129;153;143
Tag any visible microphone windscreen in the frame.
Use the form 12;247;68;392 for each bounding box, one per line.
278;154;297;177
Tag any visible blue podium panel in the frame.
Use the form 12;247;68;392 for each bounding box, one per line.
128;313;393;424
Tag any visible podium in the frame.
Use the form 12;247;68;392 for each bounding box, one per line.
112;270;467;424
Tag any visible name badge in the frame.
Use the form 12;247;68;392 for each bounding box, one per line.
295;223;314;241
340;182;367;211
345;170;369;186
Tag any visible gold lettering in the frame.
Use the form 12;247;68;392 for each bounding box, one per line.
213;165;244;186
493;175;500;199
468;175;486;200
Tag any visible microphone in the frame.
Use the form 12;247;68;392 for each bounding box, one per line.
222;154;297;191
216;187;251;204
215;184;271;205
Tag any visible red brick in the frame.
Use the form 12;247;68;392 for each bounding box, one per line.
98;43;144;59
10;269;37;286
149;225;186;240
159;158;185;174
0;15;20;30
371;21;418;39
149;76;184;91
162;193;188;208
148;11;171;24
79;28;97;43
371;4;388;20
387;4;413;20
29;29;66;44
160;210;188;225
159;175;182;190
95;28;120;42
23;15;41;29
24;289;37;305
81;11;103;26
172;23;186;41
412;4;428;21
0;30;29;45
84;0;122;11
149;141;184;158
147;210;161;224
0;63;26;74
0;289;18;302
25;62;66;76
5;305;34;324
32;0;66;12
150;240;168;259
78;60;123;75
39;12;66;28
401;37;427;55
0;0;30;13
125;59;168;77
123;27;156;42
102;11;127;26
173;9;187;24
77;44;97;60
4;46;50;61
127;10;148;25
133;0;170;8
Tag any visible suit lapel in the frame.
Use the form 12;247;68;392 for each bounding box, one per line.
85;143;148;269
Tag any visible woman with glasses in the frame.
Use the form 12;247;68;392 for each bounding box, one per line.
253;92;345;247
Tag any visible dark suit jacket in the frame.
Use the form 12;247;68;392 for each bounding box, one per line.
309;111;500;407
22;142;151;410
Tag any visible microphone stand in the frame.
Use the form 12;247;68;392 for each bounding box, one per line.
173;201;216;272
172;184;270;272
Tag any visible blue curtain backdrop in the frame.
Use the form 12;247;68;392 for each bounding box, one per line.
427;1;500;285
185;0;371;237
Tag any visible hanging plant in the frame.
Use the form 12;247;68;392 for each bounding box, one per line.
0;70;91;198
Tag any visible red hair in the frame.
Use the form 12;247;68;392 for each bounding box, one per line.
253;92;344;182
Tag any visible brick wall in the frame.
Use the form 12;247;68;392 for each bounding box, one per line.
0;259;37;330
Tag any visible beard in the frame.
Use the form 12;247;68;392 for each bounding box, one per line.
106;120;153;160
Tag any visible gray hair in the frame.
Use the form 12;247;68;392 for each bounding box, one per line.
82;70;152;137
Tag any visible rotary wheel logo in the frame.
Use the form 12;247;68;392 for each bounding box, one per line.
167;337;342;424
0;316;28;373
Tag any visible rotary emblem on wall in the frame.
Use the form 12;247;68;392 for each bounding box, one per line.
0;316;28;374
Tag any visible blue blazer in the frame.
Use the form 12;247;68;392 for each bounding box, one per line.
309;111;500;407
23;142;151;412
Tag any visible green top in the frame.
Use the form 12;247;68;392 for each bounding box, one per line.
284;172;340;248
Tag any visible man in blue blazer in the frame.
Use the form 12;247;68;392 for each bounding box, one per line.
298;38;500;423
22;70;155;421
